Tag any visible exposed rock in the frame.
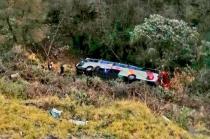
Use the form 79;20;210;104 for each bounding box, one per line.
11;44;23;54
10;73;20;79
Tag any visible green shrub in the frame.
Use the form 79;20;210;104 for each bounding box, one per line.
176;107;192;130
152;87;175;101
200;41;210;68
72;91;90;105
0;78;27;99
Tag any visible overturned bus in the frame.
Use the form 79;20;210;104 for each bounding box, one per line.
76;58;170;88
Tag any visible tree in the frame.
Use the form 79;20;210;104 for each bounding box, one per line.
130;14;201;69
0;0;48;46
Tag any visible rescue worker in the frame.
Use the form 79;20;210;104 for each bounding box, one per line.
60;64;65;75
48;61;53;71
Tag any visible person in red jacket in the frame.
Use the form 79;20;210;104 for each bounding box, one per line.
158;71;170;89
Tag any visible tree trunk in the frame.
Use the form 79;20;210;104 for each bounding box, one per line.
6;17;17;43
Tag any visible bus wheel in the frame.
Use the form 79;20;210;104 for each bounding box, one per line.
86;66;94;76
128;75;136;83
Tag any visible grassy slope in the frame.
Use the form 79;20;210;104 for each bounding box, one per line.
0;95;72;139
0;95;193;139
0;49;207;138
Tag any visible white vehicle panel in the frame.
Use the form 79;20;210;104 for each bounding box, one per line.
136;70;158;82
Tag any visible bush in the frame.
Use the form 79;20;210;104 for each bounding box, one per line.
176;107;192;130
189;69;210;97
111;82;129;98
200;41;210;68
0;78;27;99
72;91;91;105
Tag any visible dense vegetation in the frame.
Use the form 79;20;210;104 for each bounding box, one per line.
0;0;210;66
0;0;210;138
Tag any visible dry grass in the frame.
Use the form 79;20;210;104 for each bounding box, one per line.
0;95;196;139
170;69;195;96
0;95;73;139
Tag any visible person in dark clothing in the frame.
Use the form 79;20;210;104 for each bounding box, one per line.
0;68;5;74
60;64;65;75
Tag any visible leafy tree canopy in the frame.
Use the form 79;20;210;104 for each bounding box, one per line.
130;14;201;69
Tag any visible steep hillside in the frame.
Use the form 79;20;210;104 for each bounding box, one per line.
0;47;209;138
0;1;209;138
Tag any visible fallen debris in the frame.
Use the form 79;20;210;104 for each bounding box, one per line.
50;108;62;118
10;73;20;79
70;119;88;126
